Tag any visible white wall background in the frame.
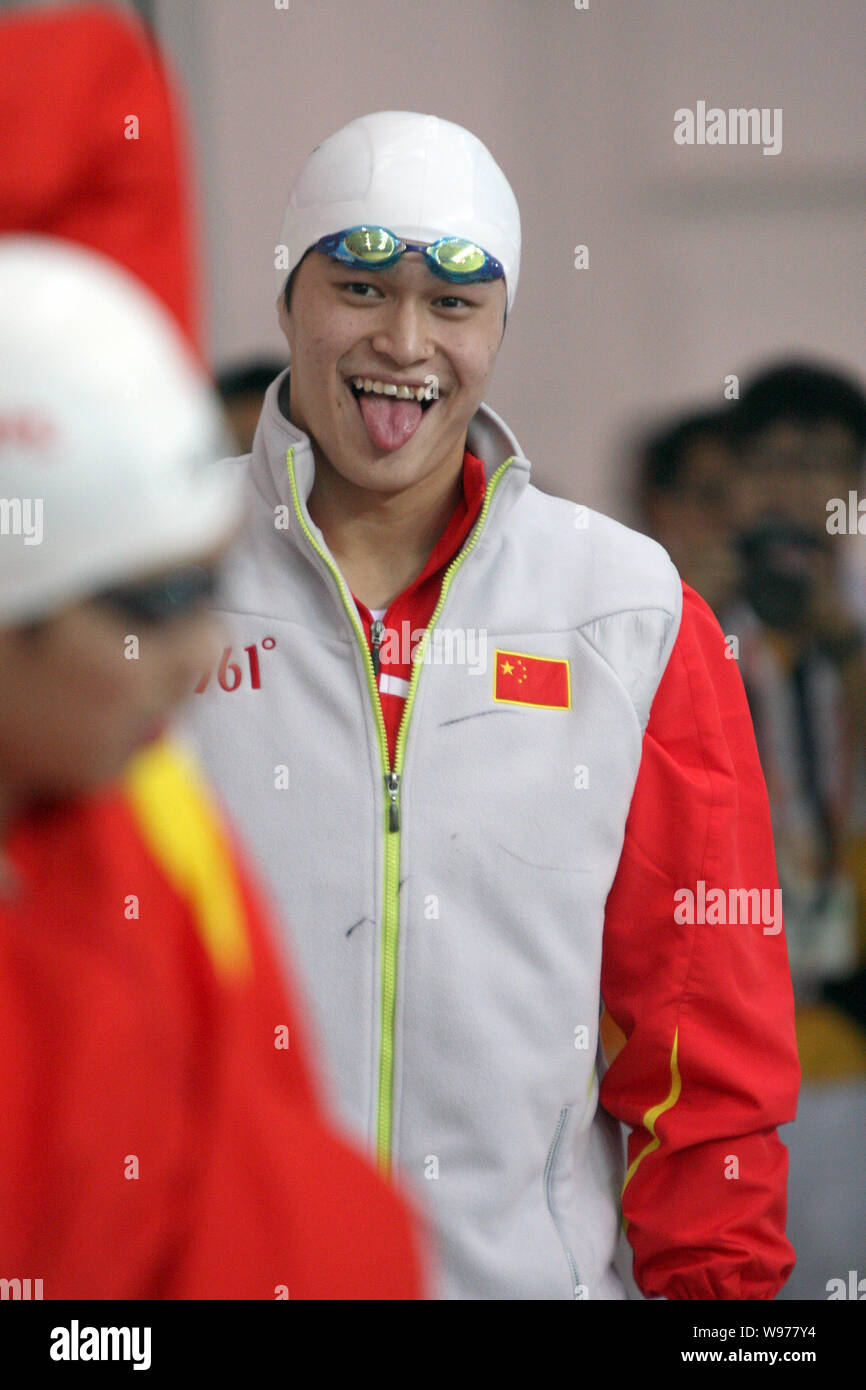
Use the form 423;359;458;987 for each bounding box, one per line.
152;0;866;521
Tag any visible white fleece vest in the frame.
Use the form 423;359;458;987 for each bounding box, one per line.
183;369;683;1299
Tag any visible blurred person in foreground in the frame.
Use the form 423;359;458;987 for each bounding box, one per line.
0;235;425;1300
724;360;866;1073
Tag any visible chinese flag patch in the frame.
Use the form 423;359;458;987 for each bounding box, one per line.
493;650;571;709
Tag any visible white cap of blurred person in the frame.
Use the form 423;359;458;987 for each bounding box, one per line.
0;235;241;827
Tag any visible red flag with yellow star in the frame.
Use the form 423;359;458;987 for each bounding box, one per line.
493;650;571;709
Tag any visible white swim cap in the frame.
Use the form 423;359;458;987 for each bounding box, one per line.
0;236;241;627
276;111;521;315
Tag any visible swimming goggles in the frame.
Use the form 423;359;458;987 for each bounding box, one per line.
314;225;504;284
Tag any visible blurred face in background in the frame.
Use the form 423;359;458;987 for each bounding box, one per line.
645;429;739;614
647;430;733;548
733;419;863;547
729;420;866;637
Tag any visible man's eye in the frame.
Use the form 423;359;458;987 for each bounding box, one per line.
341;280;379;297
436;295;472;309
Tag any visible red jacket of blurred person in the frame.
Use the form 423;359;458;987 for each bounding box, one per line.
0;739;427;1299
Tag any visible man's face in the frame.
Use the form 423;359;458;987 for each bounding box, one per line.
0;561;225;806
648;433;733;552
734;419;863;541
279;248;507;496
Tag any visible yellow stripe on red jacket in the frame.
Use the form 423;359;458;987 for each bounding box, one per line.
123;739;251;982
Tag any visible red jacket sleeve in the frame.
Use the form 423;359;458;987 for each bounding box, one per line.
0;6;202;354
599;582;800;1300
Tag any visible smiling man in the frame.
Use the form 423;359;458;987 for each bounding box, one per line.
186;110;800;1300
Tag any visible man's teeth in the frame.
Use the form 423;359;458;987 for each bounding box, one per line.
350;376;435;402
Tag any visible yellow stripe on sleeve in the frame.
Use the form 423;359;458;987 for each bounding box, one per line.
621;1026;682;1208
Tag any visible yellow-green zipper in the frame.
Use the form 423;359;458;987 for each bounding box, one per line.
287;447;514;1170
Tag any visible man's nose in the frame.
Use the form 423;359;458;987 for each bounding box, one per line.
370;298;433;364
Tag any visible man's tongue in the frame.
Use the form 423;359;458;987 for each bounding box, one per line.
358;392;423;452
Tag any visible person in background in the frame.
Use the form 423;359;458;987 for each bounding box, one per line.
721;357;866;1299
636;406;740;621
724;360;866;1056
0;1;203;352
217;359;288;454
0;234;426;1300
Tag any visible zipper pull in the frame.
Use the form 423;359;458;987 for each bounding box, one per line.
370;618;385;680
386;771;400;832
